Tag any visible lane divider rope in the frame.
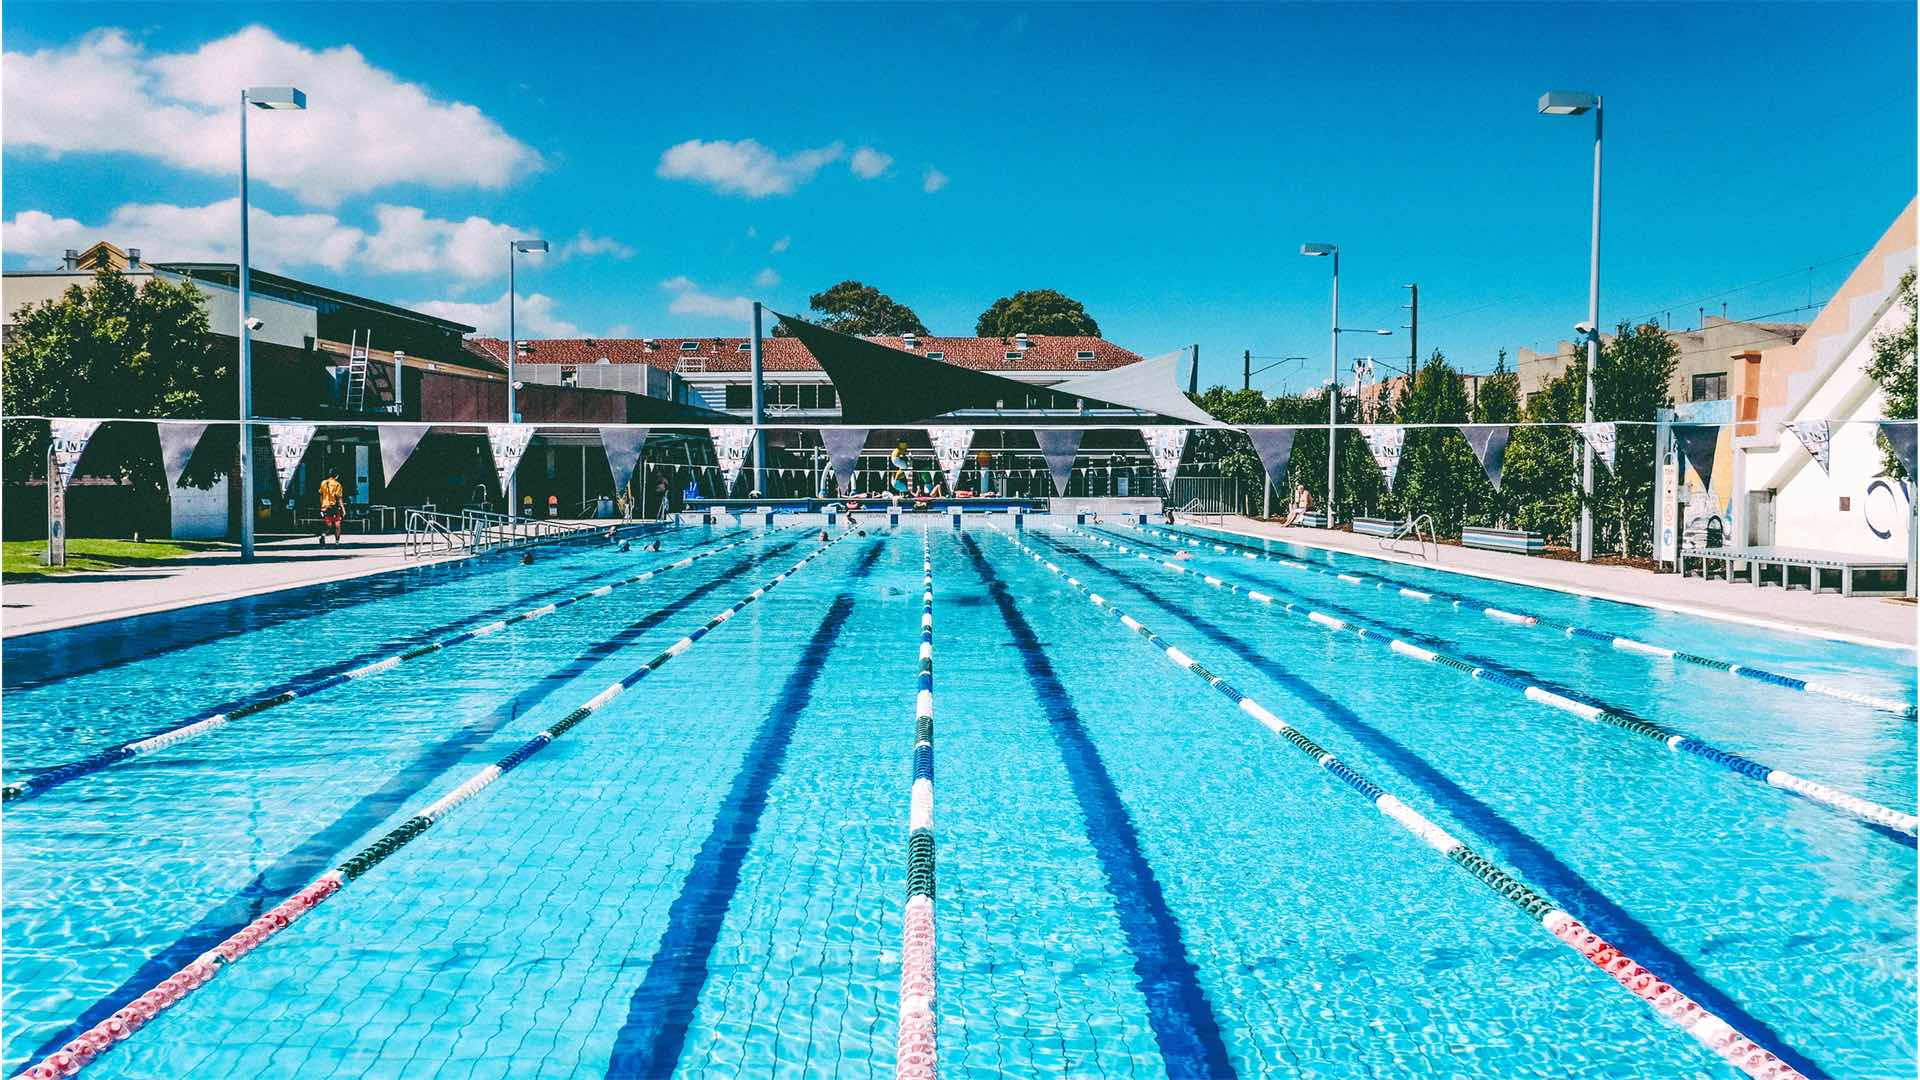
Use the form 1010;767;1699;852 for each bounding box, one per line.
988;523;1806;1080
2;528;776;805
1152;521;1915;718
897;527;937;1080
1074;526;1916;837
15;528;855;1080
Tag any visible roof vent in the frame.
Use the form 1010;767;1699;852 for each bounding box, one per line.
597;357;612;365
62;249;80;270
901;332;918;349
643;339;656;350
127;248;142;269
1014;332;1031;348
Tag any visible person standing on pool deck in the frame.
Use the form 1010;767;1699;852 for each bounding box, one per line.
317;469;346;546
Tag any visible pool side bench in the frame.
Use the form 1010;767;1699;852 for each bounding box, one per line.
1679;544;1911;597
1462;526;1546;555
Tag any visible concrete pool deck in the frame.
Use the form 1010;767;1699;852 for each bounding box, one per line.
1180;516;1918;651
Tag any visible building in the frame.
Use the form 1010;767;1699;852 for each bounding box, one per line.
465;332;1149;420
1515;316;1808;407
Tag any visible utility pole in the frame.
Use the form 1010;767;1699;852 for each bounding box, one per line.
1188;343;1200;395
1243;349;1252;391
1404;283;1418;375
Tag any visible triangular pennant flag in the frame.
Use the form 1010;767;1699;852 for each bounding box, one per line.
1141;427;1189;487
1880;421;1917;477
267;423;318;497
1458;425;1512;492
822;428;870;495
485;423;535;494
1360;425;1406;488
1672;425;1721;485
1248;429;1299;491
927;426;973;494
599;427;649;501
1034;429;1085;496
48;419;102;486
1785;421;1833;475
378;424;432;485
157;422;211;488
1581;421;1618;472
710;426;755;490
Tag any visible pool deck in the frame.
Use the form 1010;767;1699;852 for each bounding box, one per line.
1191;516;1918;651
0;534;458;639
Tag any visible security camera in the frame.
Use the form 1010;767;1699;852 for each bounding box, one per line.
1574;321;1594;337
511;380;525;390
245;316;265;331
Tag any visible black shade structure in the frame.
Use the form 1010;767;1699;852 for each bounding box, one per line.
774;313;1138;424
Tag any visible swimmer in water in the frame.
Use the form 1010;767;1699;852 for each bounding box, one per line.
1172;550;1193;561
819;529;830;541
645;539;661;552
620;540;632;552
521;552;535;566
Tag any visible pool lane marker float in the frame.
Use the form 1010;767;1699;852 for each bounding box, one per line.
1145;521;1915;719
988;524;1808;1080
897;529;937;1080
1;527;777;806
12;530;855;1080
1071;527;1917;838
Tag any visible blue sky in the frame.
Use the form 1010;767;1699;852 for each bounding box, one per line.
4;2;1914;392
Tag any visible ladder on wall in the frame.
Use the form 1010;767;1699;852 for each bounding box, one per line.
345;330;373;413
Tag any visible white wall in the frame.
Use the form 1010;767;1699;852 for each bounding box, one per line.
169;479;230;540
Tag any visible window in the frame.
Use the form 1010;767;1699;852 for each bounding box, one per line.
1691;372;1728;401
820;386;837;409
724;384;753;410
680;341;700;353
737;342;752;352
1076;350;1097;361
926;351;945;361
1004;351;1022;361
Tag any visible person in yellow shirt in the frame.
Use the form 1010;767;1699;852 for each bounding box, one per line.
318;469;346;546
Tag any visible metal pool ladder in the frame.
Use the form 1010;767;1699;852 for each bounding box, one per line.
1383;514;1437;561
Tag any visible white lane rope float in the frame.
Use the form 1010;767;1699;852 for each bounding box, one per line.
987;523;1806;1080
896;527;937;1080
15;529;856;1080
2;528;778;805
1146;521;1915;719
1070;527;1917;838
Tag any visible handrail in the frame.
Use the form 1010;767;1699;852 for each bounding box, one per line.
404;507;602;559
1383;513;1438;561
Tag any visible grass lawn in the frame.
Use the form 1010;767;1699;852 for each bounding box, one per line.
2;538;226;579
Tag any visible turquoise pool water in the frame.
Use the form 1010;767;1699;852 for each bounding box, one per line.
2;520;1913;1078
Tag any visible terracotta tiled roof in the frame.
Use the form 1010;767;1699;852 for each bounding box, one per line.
464;334;1145;375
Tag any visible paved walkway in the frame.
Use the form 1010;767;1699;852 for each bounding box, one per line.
0;535;454;639
1184;516;1917;650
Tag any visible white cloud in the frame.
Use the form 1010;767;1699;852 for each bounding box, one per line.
771;235;791;253
562;229;633;259
3;200;364;272
850;147;893;179
754;267;781;288
923;167;950;194
660;276;753;321
359;205;520;279
655;138;844;198
2;27;538;206
411;291;582;338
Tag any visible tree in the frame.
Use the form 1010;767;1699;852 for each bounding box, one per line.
1382;351;1483;535
781;280;928;337
1470;352;1523;526
1592;321;1677;558
1866;268;1916;477
974;289;1101;337
3;268;229;494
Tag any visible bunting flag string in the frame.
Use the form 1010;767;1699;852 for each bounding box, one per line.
484;424;535;495
1458;424;1511;492
1880;421;1917;478
267;423;319;497
710;426;755;490
599;426;650;500
822;428;871;495
377;425;432;486
1360;425;1406;488
927;426;972;494
1248;429;1298;492
1785;421;1833;476
1141;427;1189;488
1581;421;1619;473
156;422;211;489
48;420;102;487
1034;429;1086;496
1672;425;1721;485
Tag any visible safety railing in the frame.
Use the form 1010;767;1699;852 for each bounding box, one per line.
404;508;601;559
1383;513;1438;561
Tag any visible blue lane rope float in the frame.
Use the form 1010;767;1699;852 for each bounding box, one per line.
897;528;937;1080
1149;521;1915;719
1066;527;1917;838
1;527;780;806
985;523;1808;1080
15;529;858;1080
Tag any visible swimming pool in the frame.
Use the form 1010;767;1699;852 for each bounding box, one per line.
3;519;1913;1078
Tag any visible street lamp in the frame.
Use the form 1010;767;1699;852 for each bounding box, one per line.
1539;89;1602;562
237;85;306;561
1300;243;1339;524
506;238;548;517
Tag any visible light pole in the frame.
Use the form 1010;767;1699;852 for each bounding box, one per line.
1300;243;1395;525
237;86;306;561
1540;89;1602;562
506;238;548;518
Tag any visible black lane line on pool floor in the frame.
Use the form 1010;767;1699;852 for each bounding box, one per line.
959;532;1236;1080
4;529;751;801
605;540;886;1078
23;537;806;1069
3;521;673;691
1036;533;1831;1080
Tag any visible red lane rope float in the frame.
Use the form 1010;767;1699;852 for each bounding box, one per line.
896;527;938;1080
1151;520;1915;718
14;529;856;1080
988;523;1806;1080
1081;526;1917;837
2;526;778;805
